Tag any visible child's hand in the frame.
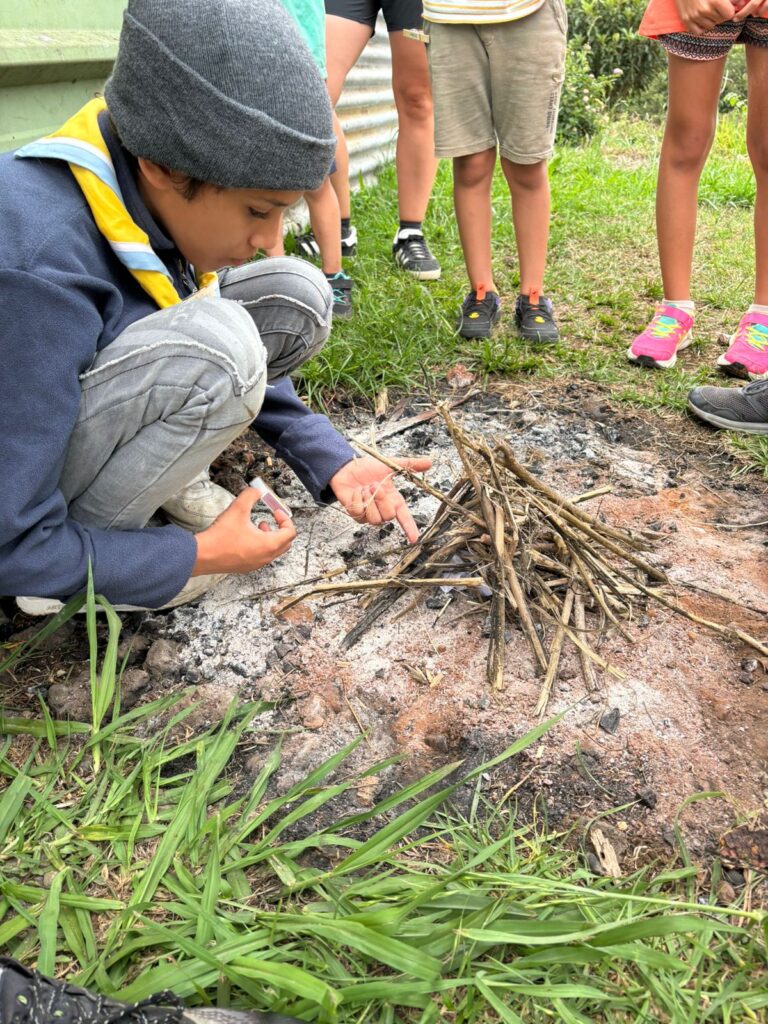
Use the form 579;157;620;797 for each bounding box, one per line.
676;0;737;33
192;488;296;575
732;0;768;19
329;455;433;543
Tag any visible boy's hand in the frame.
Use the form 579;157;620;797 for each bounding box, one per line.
192;488;296;576
330;455;433;543
676;0;736;32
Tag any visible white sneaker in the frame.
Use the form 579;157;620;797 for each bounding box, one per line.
17;474;233;616
16;596;68;616
16;571;223;616
161;470;235;533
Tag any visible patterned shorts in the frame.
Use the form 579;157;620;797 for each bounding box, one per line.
659;17;768;60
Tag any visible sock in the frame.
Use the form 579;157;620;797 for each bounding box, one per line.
664;299;695;315
748;303;768;315
398;220;422;233
341;217;351;237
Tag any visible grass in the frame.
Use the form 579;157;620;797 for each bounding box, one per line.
297;110;768;476
2;114;767;1020
1;594;767;1021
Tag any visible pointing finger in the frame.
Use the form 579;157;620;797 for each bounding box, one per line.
395;499;420;544
394;456;433;473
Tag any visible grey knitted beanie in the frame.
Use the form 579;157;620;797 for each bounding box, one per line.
104;0;336;191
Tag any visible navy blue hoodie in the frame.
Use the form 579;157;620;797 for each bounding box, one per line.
0;118;355;608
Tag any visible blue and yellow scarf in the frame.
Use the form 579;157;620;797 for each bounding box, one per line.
15;98;218;308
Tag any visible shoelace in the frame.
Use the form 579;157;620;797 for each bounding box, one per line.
523;300;552;320
103;992;185;1024
327;273;351;305
399;235;430;261
647;313;684;340
463;291;496;316
737;320;768;352
743;378;768;395
7;964;185;1024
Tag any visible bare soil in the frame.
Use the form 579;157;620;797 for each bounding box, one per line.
2;379;767;882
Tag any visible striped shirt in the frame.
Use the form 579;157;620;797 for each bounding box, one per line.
422;0;545;23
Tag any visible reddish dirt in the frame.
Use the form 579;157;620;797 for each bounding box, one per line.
2;379;767;884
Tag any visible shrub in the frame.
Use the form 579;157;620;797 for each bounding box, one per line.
567;0;666;102
557;41;611;144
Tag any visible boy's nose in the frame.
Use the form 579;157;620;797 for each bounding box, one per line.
249;223;281;252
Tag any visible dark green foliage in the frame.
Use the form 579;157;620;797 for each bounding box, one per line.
557;41;611;144
567;0;666;101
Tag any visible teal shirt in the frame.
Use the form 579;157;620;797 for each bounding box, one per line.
280;0;326;76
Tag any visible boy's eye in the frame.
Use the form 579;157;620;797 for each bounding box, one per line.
248;207;270;219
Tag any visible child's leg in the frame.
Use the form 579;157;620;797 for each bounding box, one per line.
453;148;497;290
330;111;352;223
325;15;372;222
656;53;726;300
306;178;343;276
715;42;768;379
499;157;550;296
389;31;438;224
745;44;768;305
60;260;332;532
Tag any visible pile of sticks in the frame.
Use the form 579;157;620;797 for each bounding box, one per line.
278;406;767;714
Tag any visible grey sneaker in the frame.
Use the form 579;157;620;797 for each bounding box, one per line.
0;955;301;1024
687;379;768;434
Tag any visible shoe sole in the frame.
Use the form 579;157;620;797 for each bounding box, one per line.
517;328;559;345
459;326;493;339
401;266;442;281
716;347;766;381
16;596;145;615
687;399;768;435
627;331;691;370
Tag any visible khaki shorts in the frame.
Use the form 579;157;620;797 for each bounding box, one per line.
426;0;568;164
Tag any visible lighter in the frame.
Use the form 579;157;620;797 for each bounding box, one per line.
249;476;293;518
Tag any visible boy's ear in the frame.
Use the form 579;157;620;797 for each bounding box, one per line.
137;157;176;191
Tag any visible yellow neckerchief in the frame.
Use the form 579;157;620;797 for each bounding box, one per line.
15;98;218;308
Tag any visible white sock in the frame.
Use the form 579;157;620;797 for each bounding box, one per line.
664;299;695;314
748;303;768;315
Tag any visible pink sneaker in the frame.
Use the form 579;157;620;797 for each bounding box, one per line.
627;304;693;369
717;311;768;380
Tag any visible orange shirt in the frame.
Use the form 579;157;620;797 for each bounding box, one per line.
639;0;764;39
639;0;687;36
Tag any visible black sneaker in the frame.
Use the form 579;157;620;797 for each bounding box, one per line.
514;293;559;344
456;287;501;339
392;229;441;280
327;271;353;318
0;956;300;1024
294;229;320;260
294;225;357;260
341;224;358;258
687;379;768;435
